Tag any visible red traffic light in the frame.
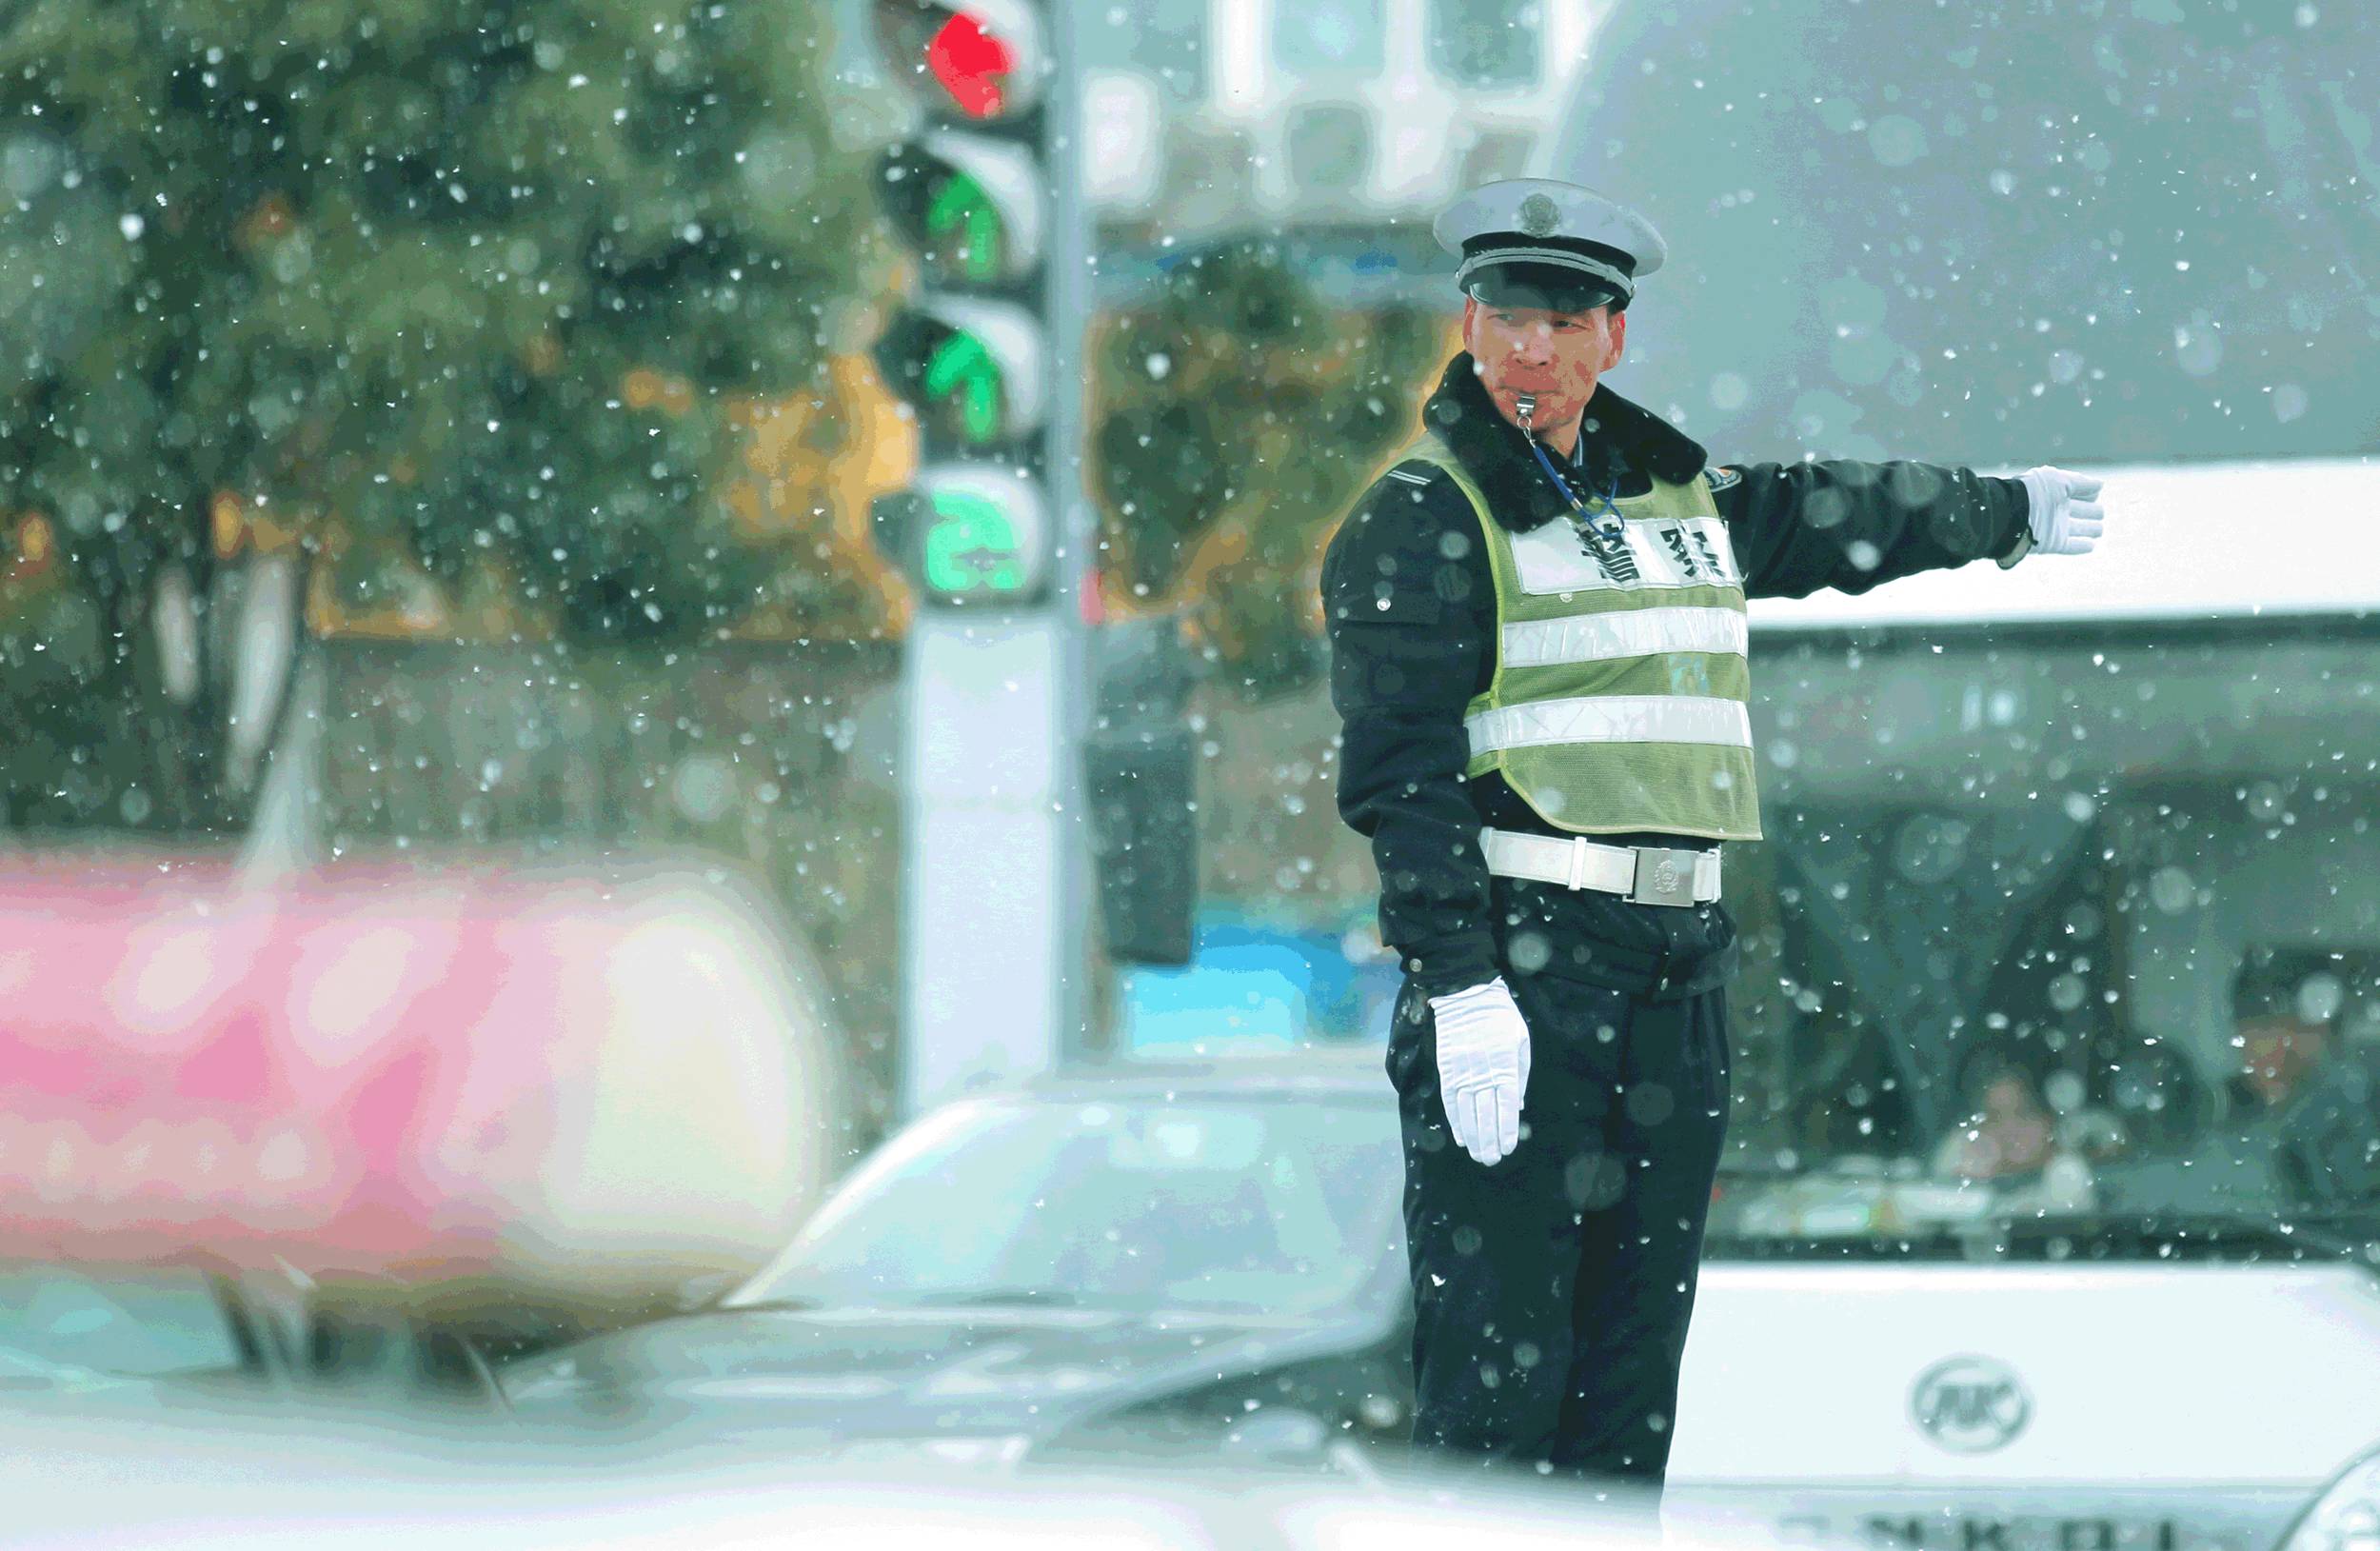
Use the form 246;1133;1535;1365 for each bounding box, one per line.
872;0;1043;123
929;11;1013;119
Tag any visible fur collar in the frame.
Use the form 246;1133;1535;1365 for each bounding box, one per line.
1418;352;1710;533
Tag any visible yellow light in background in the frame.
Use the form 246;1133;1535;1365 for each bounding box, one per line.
623;368;696;416
210;492;246;560
210;493;304;561
16;513;53;571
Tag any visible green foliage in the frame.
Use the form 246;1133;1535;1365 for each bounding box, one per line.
0;0;876;648
1091;241;1442;697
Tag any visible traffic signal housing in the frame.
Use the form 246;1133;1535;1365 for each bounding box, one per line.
866;0;1061;610
871;298;1047;450
868;0;1044;123
870;0;1201;976
869;467;1051;606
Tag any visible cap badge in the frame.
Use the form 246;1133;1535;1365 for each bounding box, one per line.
1517;193;1560;238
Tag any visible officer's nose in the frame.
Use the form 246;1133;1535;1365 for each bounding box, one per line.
1507;324;1556;367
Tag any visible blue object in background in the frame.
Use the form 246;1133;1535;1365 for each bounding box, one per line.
1117;909;1402;1057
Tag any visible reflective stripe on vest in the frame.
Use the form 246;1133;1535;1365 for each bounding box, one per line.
1466;694;1753;754
1499;606;1749;667
1399;433;1765;843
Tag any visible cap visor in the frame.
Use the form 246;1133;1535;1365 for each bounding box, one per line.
1464;265;1624;313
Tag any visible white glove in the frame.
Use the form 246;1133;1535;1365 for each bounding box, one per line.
1426;978;1532;1166
2020;466;2106;557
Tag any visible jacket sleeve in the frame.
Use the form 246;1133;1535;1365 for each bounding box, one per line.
1711;460;2032;600
1320;467;1502;998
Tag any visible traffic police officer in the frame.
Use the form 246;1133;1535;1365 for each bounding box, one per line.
1321;179;2107;1490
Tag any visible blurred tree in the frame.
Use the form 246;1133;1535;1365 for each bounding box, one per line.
0;0;877;833
1090;242;1443;699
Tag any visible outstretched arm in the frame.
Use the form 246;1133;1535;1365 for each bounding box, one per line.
1711;459;2033;600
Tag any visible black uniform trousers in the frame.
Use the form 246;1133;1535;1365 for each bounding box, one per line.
1383;885;1733;1489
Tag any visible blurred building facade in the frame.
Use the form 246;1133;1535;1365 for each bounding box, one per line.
827;0;1613;302
1080;0;1605;231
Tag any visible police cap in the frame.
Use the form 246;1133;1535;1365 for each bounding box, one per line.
1433;177;1667;313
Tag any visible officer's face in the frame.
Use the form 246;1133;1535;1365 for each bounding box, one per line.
1463;299;1626;433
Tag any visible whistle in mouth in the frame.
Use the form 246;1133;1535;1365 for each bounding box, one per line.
1515;391;1537;428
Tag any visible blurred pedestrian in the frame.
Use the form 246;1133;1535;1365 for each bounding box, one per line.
2231;949;2336;1114
1931;1057;2094;1216
1934;1061;2057;1183
2230;949;2380;1208
1321;177;2110;1493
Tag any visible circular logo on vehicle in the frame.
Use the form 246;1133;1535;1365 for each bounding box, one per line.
1517;193;1561;237
1912;1356;2032;1453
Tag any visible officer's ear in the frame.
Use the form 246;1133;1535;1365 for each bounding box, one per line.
1603;307;1627;369
1459;294;1479;350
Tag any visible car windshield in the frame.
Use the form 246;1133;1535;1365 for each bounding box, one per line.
1709;620;2380;1257
0;1262;242;1386
731;1096;1402;1316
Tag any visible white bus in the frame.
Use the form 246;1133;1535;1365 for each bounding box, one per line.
1663;460;2380;1546
1538;3;2380;1542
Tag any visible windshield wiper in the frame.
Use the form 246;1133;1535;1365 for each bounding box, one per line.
0;1351;129;1391
718;1296;825;1314
1716;1207;2379;1263
913;1287;1082;1308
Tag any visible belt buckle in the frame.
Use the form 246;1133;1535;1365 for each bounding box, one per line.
1629;847;1700;908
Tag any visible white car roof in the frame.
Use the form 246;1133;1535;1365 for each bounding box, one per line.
1745;457;2380;631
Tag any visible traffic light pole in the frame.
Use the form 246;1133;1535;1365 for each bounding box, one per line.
896;0;1092;1119
1045;0;1096;1076
897;615;1081;1114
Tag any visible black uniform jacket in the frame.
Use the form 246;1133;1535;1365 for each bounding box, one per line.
1323;352;2031;1002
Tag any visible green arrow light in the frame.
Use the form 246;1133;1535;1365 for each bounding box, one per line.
922;330;1002;444
925;172;1002;282
922;488;1028;596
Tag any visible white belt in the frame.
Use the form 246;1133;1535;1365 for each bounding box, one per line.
1478;827;1721;907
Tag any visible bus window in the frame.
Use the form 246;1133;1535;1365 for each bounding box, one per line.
1710;621;2380;1255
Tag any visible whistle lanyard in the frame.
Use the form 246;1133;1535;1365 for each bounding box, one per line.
1525;434;1628;542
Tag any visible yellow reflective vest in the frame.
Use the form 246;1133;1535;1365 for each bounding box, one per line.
1402;433;1763;842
